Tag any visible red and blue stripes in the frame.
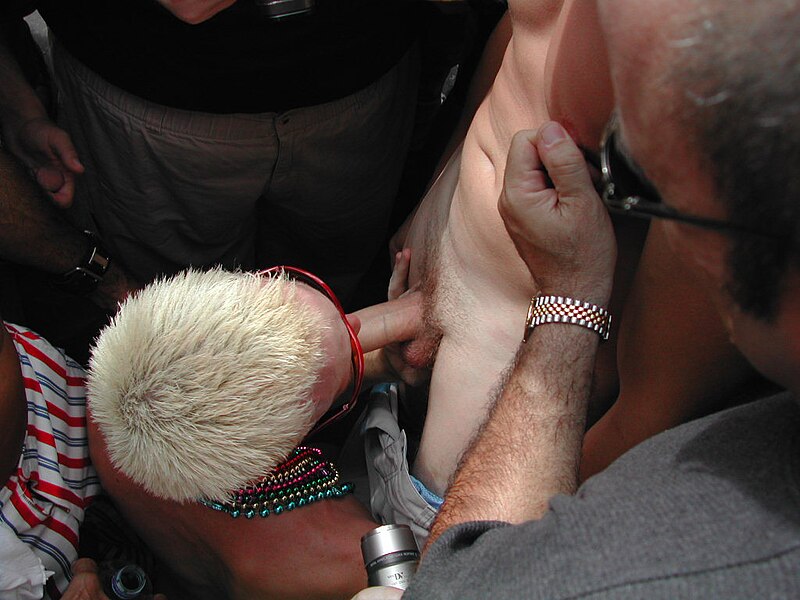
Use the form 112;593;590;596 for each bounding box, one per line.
1;323;101;599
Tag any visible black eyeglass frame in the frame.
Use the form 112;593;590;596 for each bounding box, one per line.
599;115;782;240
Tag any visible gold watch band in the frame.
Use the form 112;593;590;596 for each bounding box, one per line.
523;294;612;343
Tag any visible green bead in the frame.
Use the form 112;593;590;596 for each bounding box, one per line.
298;498;306;507
274;505;284;514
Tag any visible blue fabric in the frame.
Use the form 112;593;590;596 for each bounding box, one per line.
410;475;444;510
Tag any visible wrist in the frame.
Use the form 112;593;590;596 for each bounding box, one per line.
523;293;612;343
53;231;112;296
1;99;48;131
537;278;612;309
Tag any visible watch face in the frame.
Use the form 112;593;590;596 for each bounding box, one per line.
55;235;111;296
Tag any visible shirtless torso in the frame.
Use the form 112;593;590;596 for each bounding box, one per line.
402;0;756;497
403;0;613;494
87;418;376;600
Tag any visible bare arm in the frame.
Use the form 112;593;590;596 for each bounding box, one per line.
0;319;26;485
428;123;616;544
0;148;138;310
390;12;511;255
433;11;511;177
0;22;84;206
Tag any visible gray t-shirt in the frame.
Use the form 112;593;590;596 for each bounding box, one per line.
406;393;800;599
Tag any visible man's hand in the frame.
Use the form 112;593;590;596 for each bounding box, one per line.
350;586;405;600
4;116;84;208
383;248;430;386
498;122;616;304
354;249;430;386
154;0;237;23
62;559;167;600
61;559;110;600
427;124;616;545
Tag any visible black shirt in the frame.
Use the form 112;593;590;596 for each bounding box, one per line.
36;0;421;113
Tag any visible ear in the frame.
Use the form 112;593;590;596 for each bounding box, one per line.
688;232;729;283
649;220;729;289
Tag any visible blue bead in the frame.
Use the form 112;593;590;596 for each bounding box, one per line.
275;505;284;514
298;498;306;506
260;508;270;517
245;509;256;519
230;510;241;518
287;502;296;511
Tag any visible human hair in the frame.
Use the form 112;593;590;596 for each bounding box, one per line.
87;268;326;503
669;0;800;319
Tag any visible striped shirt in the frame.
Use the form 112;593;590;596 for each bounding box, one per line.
0;323;102;599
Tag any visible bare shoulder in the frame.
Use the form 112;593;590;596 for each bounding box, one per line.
508;0;565;31
225;498;374;600
90;416;375;600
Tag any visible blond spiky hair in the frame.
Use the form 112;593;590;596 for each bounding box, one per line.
87;268;326;503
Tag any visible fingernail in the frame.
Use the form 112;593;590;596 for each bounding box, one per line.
540;122;566;146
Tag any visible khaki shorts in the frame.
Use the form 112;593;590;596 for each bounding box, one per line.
53;39;418;302
340;384;438;549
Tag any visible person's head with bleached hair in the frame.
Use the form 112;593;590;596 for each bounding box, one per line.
87;267;326;503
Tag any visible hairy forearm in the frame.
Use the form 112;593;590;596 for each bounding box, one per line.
0;148;136;308
427;323;600;546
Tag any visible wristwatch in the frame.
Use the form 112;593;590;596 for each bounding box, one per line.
523;294;612;343
55;230;111;295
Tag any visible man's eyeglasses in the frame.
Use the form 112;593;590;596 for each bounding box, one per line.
261;266;364;437
599;115;782;239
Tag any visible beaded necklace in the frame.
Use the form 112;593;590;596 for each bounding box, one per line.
199;446;353;519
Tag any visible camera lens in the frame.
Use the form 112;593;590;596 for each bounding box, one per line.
361;524;420;590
